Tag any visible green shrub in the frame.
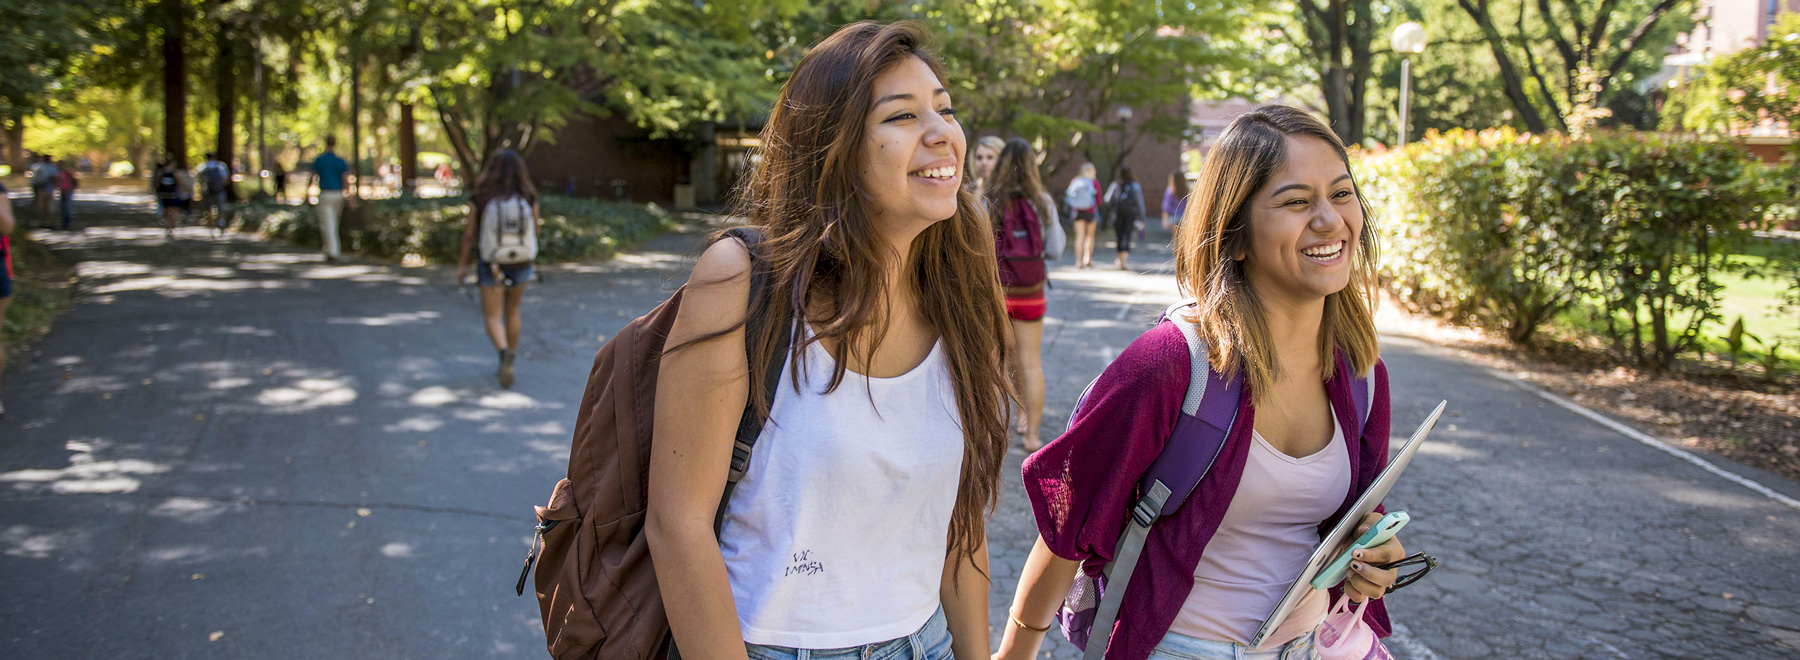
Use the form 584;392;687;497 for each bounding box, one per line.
231;195;673;264
1364;130;1784;368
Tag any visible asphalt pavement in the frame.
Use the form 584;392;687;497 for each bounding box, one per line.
3;198;1798;659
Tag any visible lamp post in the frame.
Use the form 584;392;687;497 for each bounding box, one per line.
1391;22;1427;149
1112;105;1133;182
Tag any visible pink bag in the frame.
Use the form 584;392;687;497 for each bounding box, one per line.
1316;595;1395;660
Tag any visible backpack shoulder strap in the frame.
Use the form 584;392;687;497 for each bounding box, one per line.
1345;352;1375;441
1082;300;1242;660
712;226;792;534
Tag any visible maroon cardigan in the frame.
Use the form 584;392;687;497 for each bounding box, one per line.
1023;322;1394;660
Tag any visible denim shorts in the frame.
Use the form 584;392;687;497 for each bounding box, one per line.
476;260;533;288
745;608;952;660
1148;629;1320;660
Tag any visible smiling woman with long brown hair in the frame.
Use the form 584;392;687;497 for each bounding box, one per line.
643;20;1014;660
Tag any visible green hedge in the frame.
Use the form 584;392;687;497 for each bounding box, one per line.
1363;129;1790;369
231;195;673;264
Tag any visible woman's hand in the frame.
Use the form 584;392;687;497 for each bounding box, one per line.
455;264;469;285
1343;511;1404;602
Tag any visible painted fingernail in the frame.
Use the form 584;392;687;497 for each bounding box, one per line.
1353;562;1364;571
1354;550;1364;559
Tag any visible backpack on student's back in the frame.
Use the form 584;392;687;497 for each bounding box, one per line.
201;164;228;193
995;193;1047;287
1056;301;1375;660
1105;181;1140;228
156;171;180;197
517;227;792;660
478;195;538;265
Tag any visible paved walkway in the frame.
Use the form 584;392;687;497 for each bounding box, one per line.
2;198;1798;658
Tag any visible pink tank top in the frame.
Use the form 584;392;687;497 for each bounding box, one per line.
1167;405;1352;650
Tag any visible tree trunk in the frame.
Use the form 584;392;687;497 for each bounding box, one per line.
1346;0;1373;145
399;103;417;197
214;8;236;172
161;0;189;167
1456;0;1552;133
2;117;24;172
349;50;361;198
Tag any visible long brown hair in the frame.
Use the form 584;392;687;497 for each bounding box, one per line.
472;149;537;207
983;137;1049;222
724;21;1013;565
1173;104;1380;399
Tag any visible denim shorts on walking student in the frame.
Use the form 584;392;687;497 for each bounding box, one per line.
744;608;952;660
476;260;534;288
1148;629;1321;660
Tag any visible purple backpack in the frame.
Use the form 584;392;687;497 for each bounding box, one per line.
1058;301;1374;660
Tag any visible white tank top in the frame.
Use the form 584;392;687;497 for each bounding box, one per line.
1168;404;1352;649
718;328;965;648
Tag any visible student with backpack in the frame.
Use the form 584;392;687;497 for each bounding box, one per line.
30;155;59;228
1065;162;1101;269
198;152;231;233
995;106;1408;660
987;138;1058;452
455;149;538;390
0;180;14;418
1102;165;1145;270
56;160;79;230
151;159;191;240
520;20;1015;660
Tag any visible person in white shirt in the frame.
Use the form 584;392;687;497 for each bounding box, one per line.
646;20;1016;660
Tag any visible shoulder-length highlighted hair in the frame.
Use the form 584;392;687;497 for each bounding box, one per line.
726;20;1013;564
1173;104;1379;399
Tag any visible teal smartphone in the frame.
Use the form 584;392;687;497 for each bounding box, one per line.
1310;511;1409;591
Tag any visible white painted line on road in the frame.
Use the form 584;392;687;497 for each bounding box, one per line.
1387;623;1443;660
1115;290;1142;320
1485;365;1800;512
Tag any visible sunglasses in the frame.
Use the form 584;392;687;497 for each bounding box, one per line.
1371;551;1438;593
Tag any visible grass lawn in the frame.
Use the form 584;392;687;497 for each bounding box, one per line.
1547;237;1800;377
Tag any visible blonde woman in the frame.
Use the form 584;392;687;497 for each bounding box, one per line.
967;135;1005;194
1064;162;1100;268
998;105;1406;660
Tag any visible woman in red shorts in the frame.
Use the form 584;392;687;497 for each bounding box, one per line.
986;138;1056;451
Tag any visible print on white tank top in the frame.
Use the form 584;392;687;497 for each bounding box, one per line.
717;327;965;649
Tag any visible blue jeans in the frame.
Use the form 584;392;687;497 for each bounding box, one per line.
1148;630;1320;660
745;608;952;660
60;191;72;229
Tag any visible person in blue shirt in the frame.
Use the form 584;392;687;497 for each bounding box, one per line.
309;136;350;261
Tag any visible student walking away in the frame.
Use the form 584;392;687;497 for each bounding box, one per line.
30;155;59;228
56;160;79;230
519;20;1015;660
995;105;1411;660
454;149;539;390
270;159;289;203
987;138;1057;452
198;152;231;233
1162;171;1190;240
310;136;350;261
151;159;191;240
1103;165;1144;270
1065;162;1101;269
0;180;13;418
966;135;1004;195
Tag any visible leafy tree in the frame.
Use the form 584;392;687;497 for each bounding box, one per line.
1710;13;1800;141
0;0;108;169
1451;0;1692;133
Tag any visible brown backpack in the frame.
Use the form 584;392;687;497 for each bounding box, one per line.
517;227;791;660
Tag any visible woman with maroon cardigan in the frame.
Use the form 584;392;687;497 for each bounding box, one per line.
996;105;1407;660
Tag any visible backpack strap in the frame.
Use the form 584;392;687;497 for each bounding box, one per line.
1082;301;1242;660
712;226;792;535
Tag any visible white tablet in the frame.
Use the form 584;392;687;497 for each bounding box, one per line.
1247;400;1447;648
